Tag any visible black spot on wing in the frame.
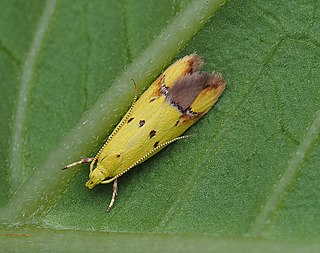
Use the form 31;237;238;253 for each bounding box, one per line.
154;141;159;148
128;117;134;123
139;120;145;127
149;130;156;138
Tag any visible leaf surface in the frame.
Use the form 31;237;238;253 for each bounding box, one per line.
1;0;320;251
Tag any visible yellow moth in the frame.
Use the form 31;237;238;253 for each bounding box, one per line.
64;54;226;212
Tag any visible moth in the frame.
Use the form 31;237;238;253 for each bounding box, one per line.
63;54;226;212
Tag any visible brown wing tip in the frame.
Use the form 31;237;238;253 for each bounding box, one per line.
182;53;204;73
182;54;226;90
207;72;227;91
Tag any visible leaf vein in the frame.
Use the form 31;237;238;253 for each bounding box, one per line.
120;0;132;63
0;39;21;66
8;0;58;189
248;110;320;236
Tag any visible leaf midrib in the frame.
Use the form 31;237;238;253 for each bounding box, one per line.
2;226;320;253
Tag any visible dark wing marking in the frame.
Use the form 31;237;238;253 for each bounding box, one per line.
165;73;210;112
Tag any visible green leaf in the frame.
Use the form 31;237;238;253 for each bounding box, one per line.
1;0;320;251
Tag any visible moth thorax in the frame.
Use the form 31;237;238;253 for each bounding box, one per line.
85;163;107;189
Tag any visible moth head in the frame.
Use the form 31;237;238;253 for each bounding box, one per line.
85;163;106;189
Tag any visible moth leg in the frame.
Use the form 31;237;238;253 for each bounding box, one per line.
106;178;118;213
62;157;94;170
